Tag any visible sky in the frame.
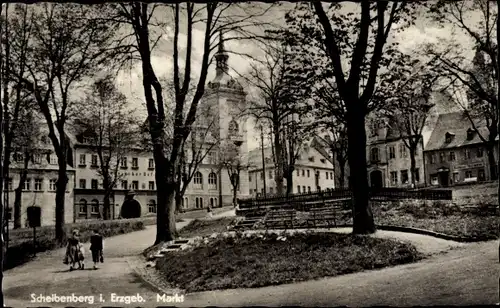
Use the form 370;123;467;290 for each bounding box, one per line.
114;2;484;151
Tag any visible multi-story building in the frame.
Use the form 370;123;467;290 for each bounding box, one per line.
247;137;335;196
5;132;76;228
71;33;250;220
424;111;499;187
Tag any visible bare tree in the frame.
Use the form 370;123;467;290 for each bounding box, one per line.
427;0;499;180
381;54;437;187
283;2;418;234
116;3;275;244
219;141;247;207
72;76;139;220
244;40;312;196
11;3;124;243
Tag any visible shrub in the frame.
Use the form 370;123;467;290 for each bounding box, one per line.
5;218;146;270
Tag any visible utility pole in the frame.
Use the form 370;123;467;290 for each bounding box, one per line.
260;125;266;197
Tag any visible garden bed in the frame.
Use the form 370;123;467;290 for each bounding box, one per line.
179;217;238;238
156;232;423;292
372;200;499;241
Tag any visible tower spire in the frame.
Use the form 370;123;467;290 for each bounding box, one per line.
215;30;229;76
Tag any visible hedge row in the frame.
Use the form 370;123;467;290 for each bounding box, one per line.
5;217;154;270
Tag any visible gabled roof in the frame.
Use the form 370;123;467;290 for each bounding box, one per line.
425;111;497;151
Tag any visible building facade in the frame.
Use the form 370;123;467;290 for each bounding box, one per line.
247;137;335;196
424;112;499;187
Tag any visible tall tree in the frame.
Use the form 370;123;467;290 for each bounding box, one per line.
427;0;499;180
12;3;123;243
285;2;416;234
117;3;274;244
219;141;247;207
0;3;7;305
245;41;312;196
73;76;139;220
382;54;436;187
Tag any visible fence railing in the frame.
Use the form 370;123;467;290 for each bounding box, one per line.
237;187;452;212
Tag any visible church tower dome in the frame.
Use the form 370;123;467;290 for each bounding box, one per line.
208;30;243;91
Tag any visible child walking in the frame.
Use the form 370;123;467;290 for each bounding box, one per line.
90;229;104;270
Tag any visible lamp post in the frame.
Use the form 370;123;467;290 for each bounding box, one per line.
259;125;266;197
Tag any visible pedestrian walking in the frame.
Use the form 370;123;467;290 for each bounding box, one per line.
90;229;104;270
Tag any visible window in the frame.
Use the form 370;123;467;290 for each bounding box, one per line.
23;178;31;191
430;153;435;164
49;154;57;165
370;147;379;162
49;179;57;191
445;132;454;143
477;148;483;157
249;174;252;182
301;170;305;176
307;170;310;177
453;172;459;183
260;172;264;179
302;185;306;192
79;154;86;166
439;152;445;163
132;181;139;190
208;172;217;187
465;170;473;179
149;181;155;190
449;151;455;161
121;180;128;189
79;179;86;189
389;146;396;159
13;153;23;162
148;158;154;169
91;179;98;190
466;128;474;140
91;154;98;166
296;169;300;177
330;172;333;179
390;171;398;186
399;144;407;158
33;154;42;164
183;197;188;208
297;186;301;193
401;170;409;184
414;168;420;183
307;186;311;192
317;186;321;191
194;171;203;188
464;149;471;160
269;170;273;179
148;200;157;213
320;158;326;163
317;171;320;179
34;179;43;191
478;169;485;181
132;157;139;169
79;200;87;216
120;157;127;168
91;200;99;214
207;151;216;164
228;119;239;136
326;172;329;179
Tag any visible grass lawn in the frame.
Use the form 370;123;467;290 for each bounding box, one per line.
156;232;423;292
177;206;234;220
178;217;237;238
373;201;499;241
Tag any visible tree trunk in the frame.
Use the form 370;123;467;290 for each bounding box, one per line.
285;169;293;196
486;144;498;180
55;162;68;245
13;155;30;229
273;124;284;195
346;107;375;234
102;176;111;220
409;147;417;188
154;158;177;245
338;159;346;189
174;188;182;214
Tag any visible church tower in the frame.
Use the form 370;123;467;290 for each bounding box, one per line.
201;30;250;202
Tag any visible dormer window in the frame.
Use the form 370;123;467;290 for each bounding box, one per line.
466;128;475;141
445;132;455;144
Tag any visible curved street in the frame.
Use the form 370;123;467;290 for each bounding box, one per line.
3;217;498;307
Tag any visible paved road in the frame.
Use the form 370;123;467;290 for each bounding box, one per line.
4;216;498;307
